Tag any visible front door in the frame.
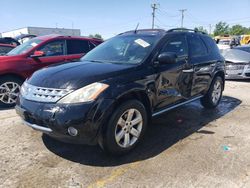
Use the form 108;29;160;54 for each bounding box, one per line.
154;34;193;111
28;40;67;72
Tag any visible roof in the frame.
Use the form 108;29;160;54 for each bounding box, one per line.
0;43;15;47
119;28;208;37
34;34;103;41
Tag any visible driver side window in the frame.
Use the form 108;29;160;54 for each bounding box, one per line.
38;40;65;57
161;35;188;57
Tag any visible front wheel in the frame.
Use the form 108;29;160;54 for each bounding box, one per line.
200;76;223;109
0;76;23;108
100;100;148;155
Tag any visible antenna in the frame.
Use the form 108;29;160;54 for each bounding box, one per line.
134;23;140;33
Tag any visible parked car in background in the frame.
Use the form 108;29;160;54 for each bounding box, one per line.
221;45;250;79
15;34;37;44
16;28;225;154
0;34;103;108
240;35;250;45
0;37;20;46
215;35;240;50
0;44;15;55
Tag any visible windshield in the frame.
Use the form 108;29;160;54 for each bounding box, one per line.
7;38;43;55
82;35;159;64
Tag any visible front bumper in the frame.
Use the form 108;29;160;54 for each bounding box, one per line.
225;64;250;79
15;96;115;145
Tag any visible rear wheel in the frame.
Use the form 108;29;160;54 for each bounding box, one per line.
0;76;23;108
100;100;148;155
200;76;223;109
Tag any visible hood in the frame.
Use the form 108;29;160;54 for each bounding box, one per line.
0;54;23;62
221;49;250;63
28;61;136;89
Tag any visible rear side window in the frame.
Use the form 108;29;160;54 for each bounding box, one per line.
188;35;208;57
161;35;188;57
88;41;97;50
67;40;90;54
202;36;220;54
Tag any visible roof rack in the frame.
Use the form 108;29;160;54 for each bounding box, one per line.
167;28;207;35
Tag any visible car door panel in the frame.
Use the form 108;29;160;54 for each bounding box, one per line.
27;40;67;72
187;34;214;96
154;35;193;111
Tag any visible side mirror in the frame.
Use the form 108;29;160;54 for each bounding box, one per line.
30;51;45;58
157;52;177;64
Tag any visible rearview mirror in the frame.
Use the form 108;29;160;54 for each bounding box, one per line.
157;52;177;64
30;51;45;58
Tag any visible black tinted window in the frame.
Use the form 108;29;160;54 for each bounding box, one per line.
39;40;65;56
88;41;97;50
161;35;188;56
67;40;90;54
202;36;220;54
188;35;208;57
0;46;13;55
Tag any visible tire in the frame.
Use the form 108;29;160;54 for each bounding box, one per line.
0;76;23;108
200;76;223;109
99;100;148;155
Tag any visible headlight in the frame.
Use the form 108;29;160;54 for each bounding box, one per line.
20;82;29;96
57;82;109;104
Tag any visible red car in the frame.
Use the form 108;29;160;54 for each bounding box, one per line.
0;35;102;108
0;43;15;56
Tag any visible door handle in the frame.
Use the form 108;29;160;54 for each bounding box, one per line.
182;68;194;73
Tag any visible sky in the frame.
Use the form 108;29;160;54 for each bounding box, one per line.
0;0;250;39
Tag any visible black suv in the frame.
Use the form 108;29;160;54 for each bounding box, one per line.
16;28;225;154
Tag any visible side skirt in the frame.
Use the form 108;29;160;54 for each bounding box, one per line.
152;95;203;117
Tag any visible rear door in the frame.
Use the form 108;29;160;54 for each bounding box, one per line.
187;34;215;96
65;39;91;62
154;34;193;110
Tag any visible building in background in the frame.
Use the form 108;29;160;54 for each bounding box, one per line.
0;26;81;38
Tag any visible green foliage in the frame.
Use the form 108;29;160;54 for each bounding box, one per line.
88;34;103;40
214;22;230;36
230;25;249;35
194;26;208;34
213;22;250;36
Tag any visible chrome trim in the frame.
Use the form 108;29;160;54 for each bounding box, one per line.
21;82;72;103
23;120;52;133
152;96;203;117
182;68;194;73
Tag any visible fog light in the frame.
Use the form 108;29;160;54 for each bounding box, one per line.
68;127;78;136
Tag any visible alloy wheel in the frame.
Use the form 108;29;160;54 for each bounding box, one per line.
115;108;143;148
211;80;222;104
0;82;20;104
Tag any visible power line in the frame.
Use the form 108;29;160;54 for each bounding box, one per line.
179;9;187;28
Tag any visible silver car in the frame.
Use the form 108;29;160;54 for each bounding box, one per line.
221;46;250;79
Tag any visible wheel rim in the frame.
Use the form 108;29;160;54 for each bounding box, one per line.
0;82;20;104
211;80;222;104
115;108;143;148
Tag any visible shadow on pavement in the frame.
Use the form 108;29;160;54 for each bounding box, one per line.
43;96;241;167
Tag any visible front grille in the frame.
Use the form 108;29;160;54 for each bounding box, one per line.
226;64;246;70
21;82;72;103
245;73;250;77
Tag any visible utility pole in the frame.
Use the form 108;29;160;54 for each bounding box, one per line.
179;9;187;28
151;3;158;29
209;24;212;35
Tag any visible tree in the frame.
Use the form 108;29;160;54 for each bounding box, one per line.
230;25;248;35
88;34;103;40
213;22;230;36
194;26;208;34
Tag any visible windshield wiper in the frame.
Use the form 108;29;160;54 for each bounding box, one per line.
85;60;105;63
